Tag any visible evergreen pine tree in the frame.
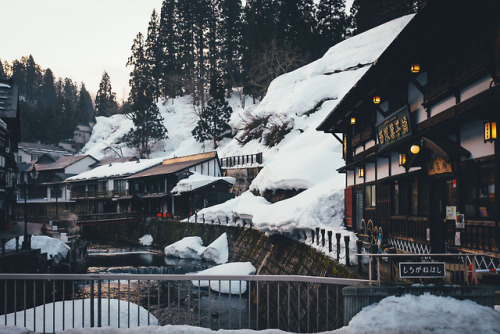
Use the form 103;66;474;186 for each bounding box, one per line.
145;9;161;100
242;0;280;98
351;0;425;34
76;83;94;124
11;59;26;96
219;0;242;96
276;0;318;56
124;32;168;158
95;71;118;117
176;0;197;97
25;55;42;102
39;68;58;142
316;0;348;53
192;73;232;149
158;0;180;97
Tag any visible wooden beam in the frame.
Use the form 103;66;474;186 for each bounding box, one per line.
332;133;343;144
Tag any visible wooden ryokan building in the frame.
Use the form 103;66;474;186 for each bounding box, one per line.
317;0;500;258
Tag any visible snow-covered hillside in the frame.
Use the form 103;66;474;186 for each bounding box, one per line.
80;15;414;240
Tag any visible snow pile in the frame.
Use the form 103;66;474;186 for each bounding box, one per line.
171;172;235;194
3;298;157;332
164;236;205;260
191;262;256;294
6;235;70;264
336;294;500;334
164;234;229;264
78;16;415;246
139;234;153;246
2;295;498;334
199;233;228;264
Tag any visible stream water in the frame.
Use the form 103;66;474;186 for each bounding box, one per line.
84;241;252;330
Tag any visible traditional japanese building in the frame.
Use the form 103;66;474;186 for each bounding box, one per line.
126;151;234;218
0;79;20;230
317;0;500;257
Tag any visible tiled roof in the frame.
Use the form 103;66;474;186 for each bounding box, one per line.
34;155;96;171
126;151;218;179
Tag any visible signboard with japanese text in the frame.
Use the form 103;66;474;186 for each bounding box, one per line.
399;262;446;278
427;156;453;175
376;106;412;149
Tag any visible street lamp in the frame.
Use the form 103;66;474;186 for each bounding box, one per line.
22;164;38;250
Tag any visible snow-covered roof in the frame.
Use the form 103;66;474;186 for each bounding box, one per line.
66;157;164;181
18;141;72;156
126;151;218;180
34;155;97;171
171;172;235;194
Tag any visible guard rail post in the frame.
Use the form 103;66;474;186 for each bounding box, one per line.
328;231;333;253
336;233;341;261
356;240;363;274
344;235;350;266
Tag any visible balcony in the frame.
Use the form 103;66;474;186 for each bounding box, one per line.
70;190;126;200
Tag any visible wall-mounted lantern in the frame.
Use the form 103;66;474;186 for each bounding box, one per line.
373;96;381;104
399;153;407;166
350;117;356;125
410;63;421;73
484;121;497;142
358;167;365;178
410;144;420;154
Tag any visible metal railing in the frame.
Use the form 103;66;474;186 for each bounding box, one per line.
220;153;263;168
0;274;367;333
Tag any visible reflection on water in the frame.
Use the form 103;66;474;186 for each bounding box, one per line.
84;244;251;329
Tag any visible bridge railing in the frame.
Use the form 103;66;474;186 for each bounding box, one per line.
0;273;367;333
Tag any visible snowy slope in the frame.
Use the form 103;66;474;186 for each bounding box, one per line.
80;15;414;242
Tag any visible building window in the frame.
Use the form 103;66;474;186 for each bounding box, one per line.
411;177;418;215
114;180;126;193
365;184;376;208
392;180;407;215
478;163;495;217
461;162;495;218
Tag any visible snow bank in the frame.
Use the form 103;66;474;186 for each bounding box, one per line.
6;236;70;264
191;262;256;294
198;232;228;264
139;234;153;246
3;298;157;332
336;294;500;334
2;295;498;334
164;236;205;260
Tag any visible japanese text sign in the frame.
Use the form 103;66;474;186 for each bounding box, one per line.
376;107;412;148
399;262;446;279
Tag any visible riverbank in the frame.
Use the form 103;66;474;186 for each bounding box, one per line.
81;219;356;279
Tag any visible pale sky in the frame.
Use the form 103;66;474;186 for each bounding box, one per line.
0;0;163;101
1;0;354;102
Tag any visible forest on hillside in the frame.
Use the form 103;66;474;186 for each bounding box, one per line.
0;0;425;146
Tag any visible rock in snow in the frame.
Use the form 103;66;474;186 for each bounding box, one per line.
198;232;229;264
191;262;257;294
164;236;205;260
164;234;229;264
139;234;153;246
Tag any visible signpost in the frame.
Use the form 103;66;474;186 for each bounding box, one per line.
399;262;446;279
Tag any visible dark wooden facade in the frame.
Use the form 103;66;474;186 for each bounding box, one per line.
318;0;500;258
